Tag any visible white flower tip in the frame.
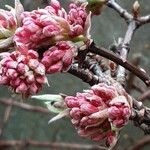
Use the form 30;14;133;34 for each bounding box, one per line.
48;109;70;124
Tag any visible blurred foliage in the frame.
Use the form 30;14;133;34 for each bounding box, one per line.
0;0;150;150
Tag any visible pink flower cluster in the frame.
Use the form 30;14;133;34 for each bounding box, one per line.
41;41;77;74
0;0;90;96
0;8;17;41
65;83;131;146
68;3;87;37
0;10;16;30
0;49;47;97
14;0;89;49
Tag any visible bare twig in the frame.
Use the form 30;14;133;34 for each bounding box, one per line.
0;99;50;114
88;42;150;86
116;21;137;85
127;136;150;150
0;104;12;137
83;56;104;77
126;54;141;93
138;15;150;25
132;83;145;93
131;99;150;134
107;0;132;21
0;140;105;150
68;64;106;86
138;89;150;101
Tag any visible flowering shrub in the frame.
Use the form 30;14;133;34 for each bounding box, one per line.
0;0;149;149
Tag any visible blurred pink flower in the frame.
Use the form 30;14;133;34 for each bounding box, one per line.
0;0;24;48
41;41;77;74
0;48;47;97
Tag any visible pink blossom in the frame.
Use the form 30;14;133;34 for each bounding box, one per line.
41;41;77;74
14;0;91;50
14;0;70;49
108;96;131;128
65;83;131;147
0;10;16;30
0;49;47;97
0;0;24;48
67;3;88;37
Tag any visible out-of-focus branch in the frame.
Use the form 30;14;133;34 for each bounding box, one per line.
88;42;150;86
0;140;104;150
0;99;50;114
107;0;132;21
131;99;150;134
116;21;137;85
138;15;150;25
0;104;12;137
138;89;150;101
126;54;141;93
127;136;150;150
132;83;144;93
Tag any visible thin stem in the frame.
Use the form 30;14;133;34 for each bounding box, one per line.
0;140;104;150
107;0;132;21
117;21;137;84
88;42;150;86
138;15;150;25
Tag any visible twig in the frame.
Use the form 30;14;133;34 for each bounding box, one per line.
83;56;104;77
126;54;141;93
131;99;150;134
116;21;137;85
138;15;150;25
127;136;150;150
107;0;132;21
88;42;150;86
138;89;150;101
0;104;12;137
0;99;50;114
0;140;104;150
132;83;145;93
68;64;103;86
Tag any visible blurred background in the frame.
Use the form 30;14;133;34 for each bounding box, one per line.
0;0;150;150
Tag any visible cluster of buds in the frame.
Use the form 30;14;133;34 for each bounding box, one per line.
64;83;131;147
14;0;91;49
0;0;24;48
68;3;88;37
0;49;47;97
41;41;77;74
0;0;91;96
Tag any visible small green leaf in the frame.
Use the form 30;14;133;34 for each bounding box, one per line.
31;94;64;102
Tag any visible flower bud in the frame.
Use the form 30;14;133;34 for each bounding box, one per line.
132;1;140;18
0;48;47;97
41;41;77;74
64;83;132;147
